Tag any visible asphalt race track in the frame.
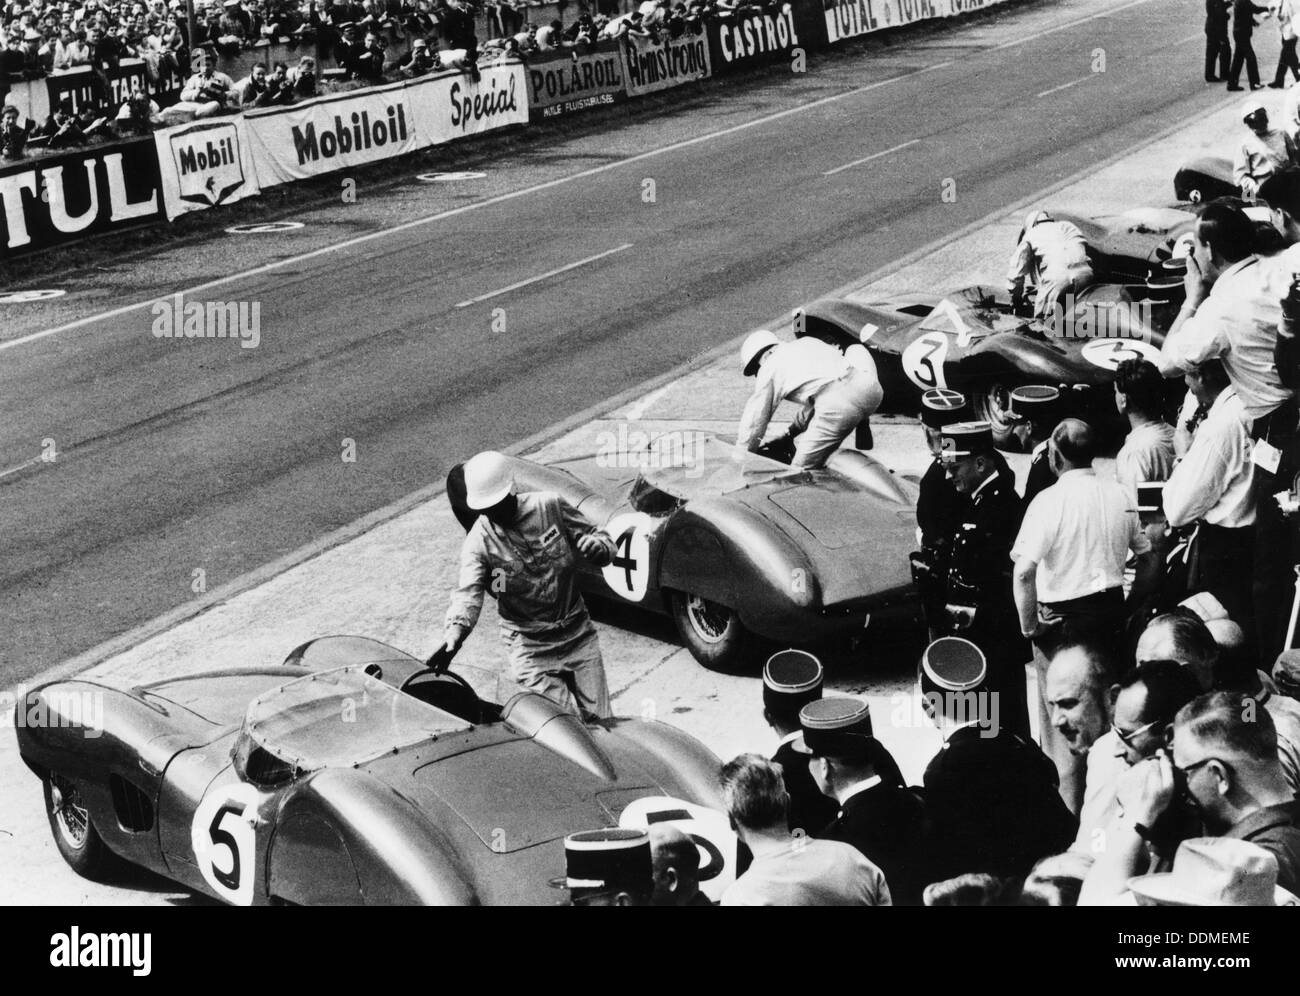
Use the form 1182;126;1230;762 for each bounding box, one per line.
0;0;1242;682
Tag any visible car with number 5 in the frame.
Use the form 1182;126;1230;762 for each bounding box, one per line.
448;435;920;673
797;283;1177;449
15;636;737;905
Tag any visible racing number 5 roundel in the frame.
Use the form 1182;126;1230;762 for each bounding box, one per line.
600;512;655;602
192;782;261;905
901;332;950;390
619;796;739;902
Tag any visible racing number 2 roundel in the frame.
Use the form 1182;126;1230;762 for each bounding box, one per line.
600;512;655;602
901;332;950;390
1080;338;1162;370
191;782;262;905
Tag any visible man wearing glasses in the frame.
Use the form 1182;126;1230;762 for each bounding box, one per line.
1080;691;1300;903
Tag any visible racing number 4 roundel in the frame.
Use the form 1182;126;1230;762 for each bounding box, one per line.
600;512;655;602
901;332;950;390
192;782;262;905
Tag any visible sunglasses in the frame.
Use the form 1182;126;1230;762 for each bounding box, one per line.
1112;719;1159;749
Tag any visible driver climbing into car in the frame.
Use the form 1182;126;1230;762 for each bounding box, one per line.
442;451;616;721
735;330;883;470
1007;210;1095;322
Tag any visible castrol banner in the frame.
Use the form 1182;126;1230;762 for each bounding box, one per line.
408;62;529;146
242;79;419;187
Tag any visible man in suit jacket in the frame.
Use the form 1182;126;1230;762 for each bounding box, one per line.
762;649;839;835
919;636;1076;883
1207;0;1232;82
1007;384;1064;505
1228;0;1271;90
795;696;928;905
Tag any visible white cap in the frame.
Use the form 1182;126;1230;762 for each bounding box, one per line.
1024;209;1051;230
1243;99;1266;119
740;329;780;375
463;451;514;510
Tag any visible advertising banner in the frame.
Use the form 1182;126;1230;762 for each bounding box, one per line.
619;30;712;97
707;5;807;72
0;137;163;258
154;117;262;220
408;62;529;146
242;80;419;187
525;44;628;119
823;0;1011;45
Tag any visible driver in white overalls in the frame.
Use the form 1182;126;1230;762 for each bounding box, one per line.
443;451;617;720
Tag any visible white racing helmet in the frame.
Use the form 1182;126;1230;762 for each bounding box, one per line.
740;329;780;375
463;451;514;510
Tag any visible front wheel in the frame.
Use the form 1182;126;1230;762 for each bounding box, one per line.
969;380;1021;452
44;771;113;879
668;590;761;674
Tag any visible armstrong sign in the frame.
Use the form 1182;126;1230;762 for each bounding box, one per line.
620;31;712;96
154;119;261;220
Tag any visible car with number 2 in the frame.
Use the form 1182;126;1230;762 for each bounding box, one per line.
449;435;920;673
15;635;738;906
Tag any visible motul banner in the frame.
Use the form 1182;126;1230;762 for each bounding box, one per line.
407;62;529;146
0;137;163;258
154;118;262;220
242;80;420;187
525;44;628;118
619;30;712;97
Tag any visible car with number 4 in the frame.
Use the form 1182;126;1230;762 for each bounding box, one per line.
449;435;920;672
16;636;737;906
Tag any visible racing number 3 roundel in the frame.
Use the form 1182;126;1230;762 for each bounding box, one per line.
901;332;950;390
600;512;655;602
192;782;262;905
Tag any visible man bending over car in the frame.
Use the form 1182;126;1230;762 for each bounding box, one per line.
1007;210;1095;321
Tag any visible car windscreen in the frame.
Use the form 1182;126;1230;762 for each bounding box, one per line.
235;664;472;773
638;435;801;501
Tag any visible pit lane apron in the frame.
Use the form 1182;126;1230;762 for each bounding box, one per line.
502;614;611;720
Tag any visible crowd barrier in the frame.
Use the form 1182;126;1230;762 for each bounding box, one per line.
0;0;1019;260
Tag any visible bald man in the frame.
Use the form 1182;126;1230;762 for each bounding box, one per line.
1013;419;1159;812
649;825;712;906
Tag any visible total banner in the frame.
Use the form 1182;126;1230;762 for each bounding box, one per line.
154;117;262;220
619;30;712;97
408;62;530;145
823;0;1010;45
707;5;814;72
525;44;628;119
0;137;163;257
242;80;419;187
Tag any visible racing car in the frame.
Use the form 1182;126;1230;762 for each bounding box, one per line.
1173;155;1237;205
796;283;1175;448
449;435;920;673
16;635;736;906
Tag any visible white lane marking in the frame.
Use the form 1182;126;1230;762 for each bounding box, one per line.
1036;75;1093;99
0;66;941;356
823;139;920;176
454;244;634;308
992;0;1157;51
0;454;47;482
623;382;673;420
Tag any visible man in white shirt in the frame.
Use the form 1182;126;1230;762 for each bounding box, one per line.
1163;359;1258;630
1013;419;1157;808
1113;358;1177;503
1007;210;1095;320
735;330;882;470
1045;641;1116;820
1158;199;1297;668
718;754;891;906
1234;101;1297;201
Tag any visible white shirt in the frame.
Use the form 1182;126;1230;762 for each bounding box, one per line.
736;338;850;451
1163;388;1257;528
1158;255;1293;421
1071;730;1124;856
837;775;883;810
1114;420;1176;502
1007;220;1090;287
1012;468;1151;603
1234;128;1296;194
721;837;891;906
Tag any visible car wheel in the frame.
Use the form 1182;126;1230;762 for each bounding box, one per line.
970;381;1021;451
669;590;758;674
44;771;113;879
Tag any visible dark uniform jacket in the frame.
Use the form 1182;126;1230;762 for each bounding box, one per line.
1233;0;1268;39
773;738;837;835
917;458;965;554
922;725;1075;883
1022;445;1055;505
1227;801;1300;895
820;779;927;906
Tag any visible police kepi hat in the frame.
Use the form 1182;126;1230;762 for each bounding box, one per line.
762;648;823;713
919;387;969;429
1274;650;1300;700
555;828;652;893
920;636;987;692
792;696;874;757
1005;384;1061;423
938;420;993;462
